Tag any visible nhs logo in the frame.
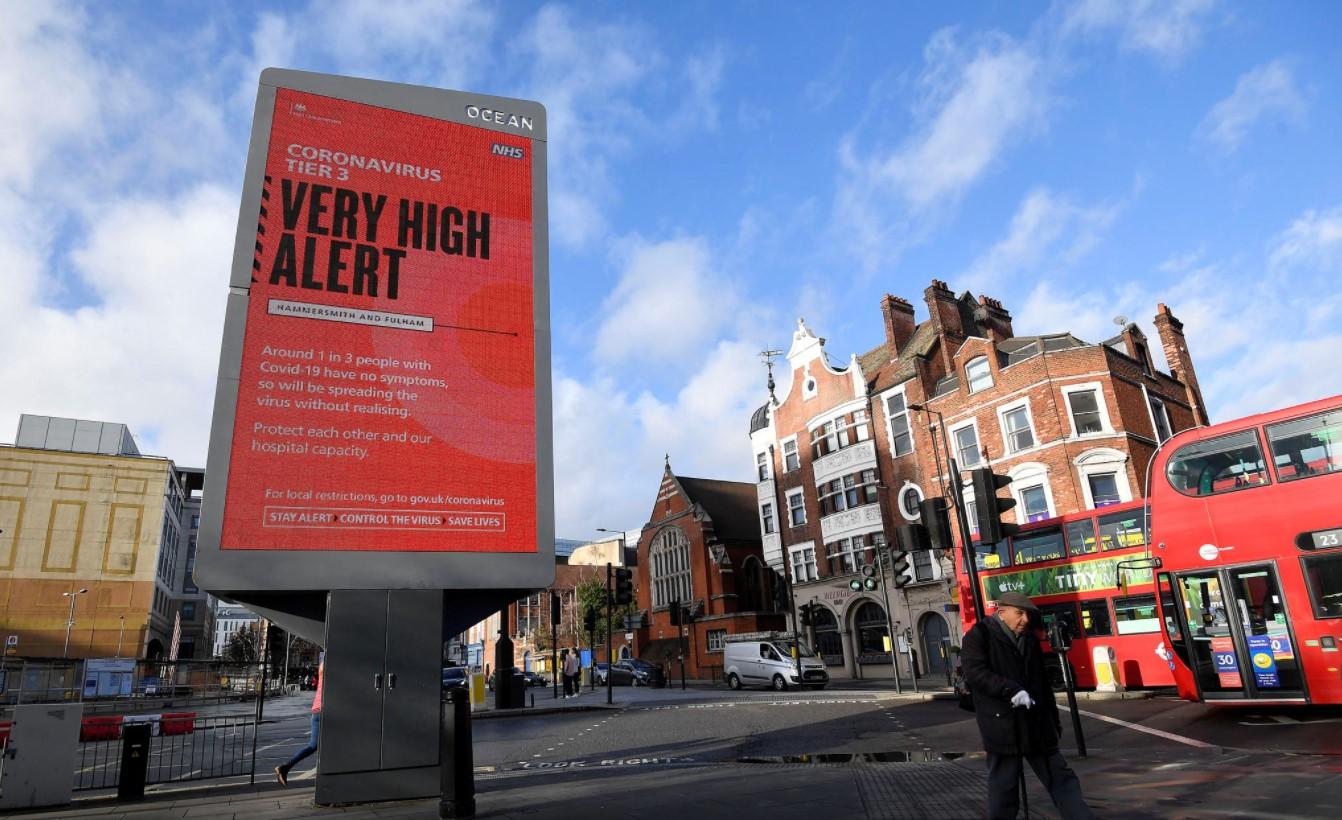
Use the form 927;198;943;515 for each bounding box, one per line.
491;143;525;160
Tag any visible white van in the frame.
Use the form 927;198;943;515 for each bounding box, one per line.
723;638;829;691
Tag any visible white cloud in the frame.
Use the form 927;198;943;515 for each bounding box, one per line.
874;30;1047;209
961;188;1121;293
0;3;104;189
834;29;1049;270
1268;205;1342;275
1197;60;1306;152
551;339;764;536
1017;200;1342;430
1060;0;1220;62
0;186;236;461
594;237;731;365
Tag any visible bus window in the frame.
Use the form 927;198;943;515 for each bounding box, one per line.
1165;429;1270;496
1302;553;1342;618
1039;602;1081;639
1079;600;1112;636
1065;518;1099;556
1014;528;1065;565
1266;409;1342;482
974;539;1011;570
1113;594;1160;634
1098;510;1146;551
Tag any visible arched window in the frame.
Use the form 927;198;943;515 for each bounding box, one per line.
813;606;842;665
738;556;768;612
650;526;692;608
853;601;889;658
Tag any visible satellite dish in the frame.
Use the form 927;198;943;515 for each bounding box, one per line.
1112;315;1129;327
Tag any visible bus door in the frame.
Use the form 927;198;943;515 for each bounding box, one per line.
1164;565;1306;700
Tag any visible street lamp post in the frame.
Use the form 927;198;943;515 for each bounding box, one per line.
62;588;90;658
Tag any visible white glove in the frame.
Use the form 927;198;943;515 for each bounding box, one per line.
1010;690;1035;709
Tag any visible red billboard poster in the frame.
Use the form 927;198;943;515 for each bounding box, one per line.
220;87;536;553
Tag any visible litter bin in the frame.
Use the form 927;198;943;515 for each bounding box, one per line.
118;722;151;801
509;671;525;709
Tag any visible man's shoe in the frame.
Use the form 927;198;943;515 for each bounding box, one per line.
275;766;288;786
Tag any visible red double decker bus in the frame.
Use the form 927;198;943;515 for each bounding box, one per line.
1149;394;1342;704
957;500;1175;690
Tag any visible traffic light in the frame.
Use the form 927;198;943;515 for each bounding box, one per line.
970;467;1018;543
800;604;813;628
550;591;561;625
860;563;879;591
613;567;634;605
889;549;911;589
669;598;682;626
583;608;597;634
896;523;930;552
918;497;954;552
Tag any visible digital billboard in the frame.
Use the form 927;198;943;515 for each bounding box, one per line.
197;69;552;592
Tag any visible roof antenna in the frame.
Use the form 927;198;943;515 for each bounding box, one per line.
760;348;784;406
1113;315;1129;328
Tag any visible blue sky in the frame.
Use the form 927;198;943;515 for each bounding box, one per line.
3;1;1341;538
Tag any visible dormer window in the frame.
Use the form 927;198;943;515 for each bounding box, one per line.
965;356;993;393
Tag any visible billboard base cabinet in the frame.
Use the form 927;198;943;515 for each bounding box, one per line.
316;589;444;805
0;704;83;811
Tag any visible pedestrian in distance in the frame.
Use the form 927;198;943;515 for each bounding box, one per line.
276;654;323;786
559;649;572;697
961;591;1094;820
564;647;581;697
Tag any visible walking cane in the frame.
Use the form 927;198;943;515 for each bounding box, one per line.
1013;708;1030;819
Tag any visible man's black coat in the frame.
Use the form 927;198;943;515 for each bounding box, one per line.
961;618;1061;755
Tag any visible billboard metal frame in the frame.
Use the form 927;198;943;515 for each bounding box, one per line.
197;68;553;594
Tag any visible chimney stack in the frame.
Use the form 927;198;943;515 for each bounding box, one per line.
881;294;916;358
1153;303;1208;426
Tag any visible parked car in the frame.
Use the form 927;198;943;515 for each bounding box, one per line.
521;669;548;687
592;662;610;685
442;666;469;690
723;638;828;691
607;659;666;687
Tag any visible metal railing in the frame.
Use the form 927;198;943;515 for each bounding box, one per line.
73;715;258;792
2;658;297;709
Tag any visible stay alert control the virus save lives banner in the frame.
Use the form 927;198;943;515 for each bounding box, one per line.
221;88;535;552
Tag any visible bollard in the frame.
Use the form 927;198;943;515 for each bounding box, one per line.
1092;645;1123;693
439;687;476;818
117;722;151;801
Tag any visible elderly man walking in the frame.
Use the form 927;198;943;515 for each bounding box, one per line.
961;591;1094;819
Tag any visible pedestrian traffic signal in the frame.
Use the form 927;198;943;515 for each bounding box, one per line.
918;497;954;552
613;567;634;605
669;598;682;626
970;467;1018;543
890;549;911;589
583;608;597;634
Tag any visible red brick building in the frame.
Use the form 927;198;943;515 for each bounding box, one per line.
750;280;1205;681
631;461;785;679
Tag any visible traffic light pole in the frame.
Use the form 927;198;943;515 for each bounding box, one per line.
947;454;985;622
605;563;613;705
873;550;903;694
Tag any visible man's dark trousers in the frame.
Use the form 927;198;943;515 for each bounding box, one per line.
987;748;1091;820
